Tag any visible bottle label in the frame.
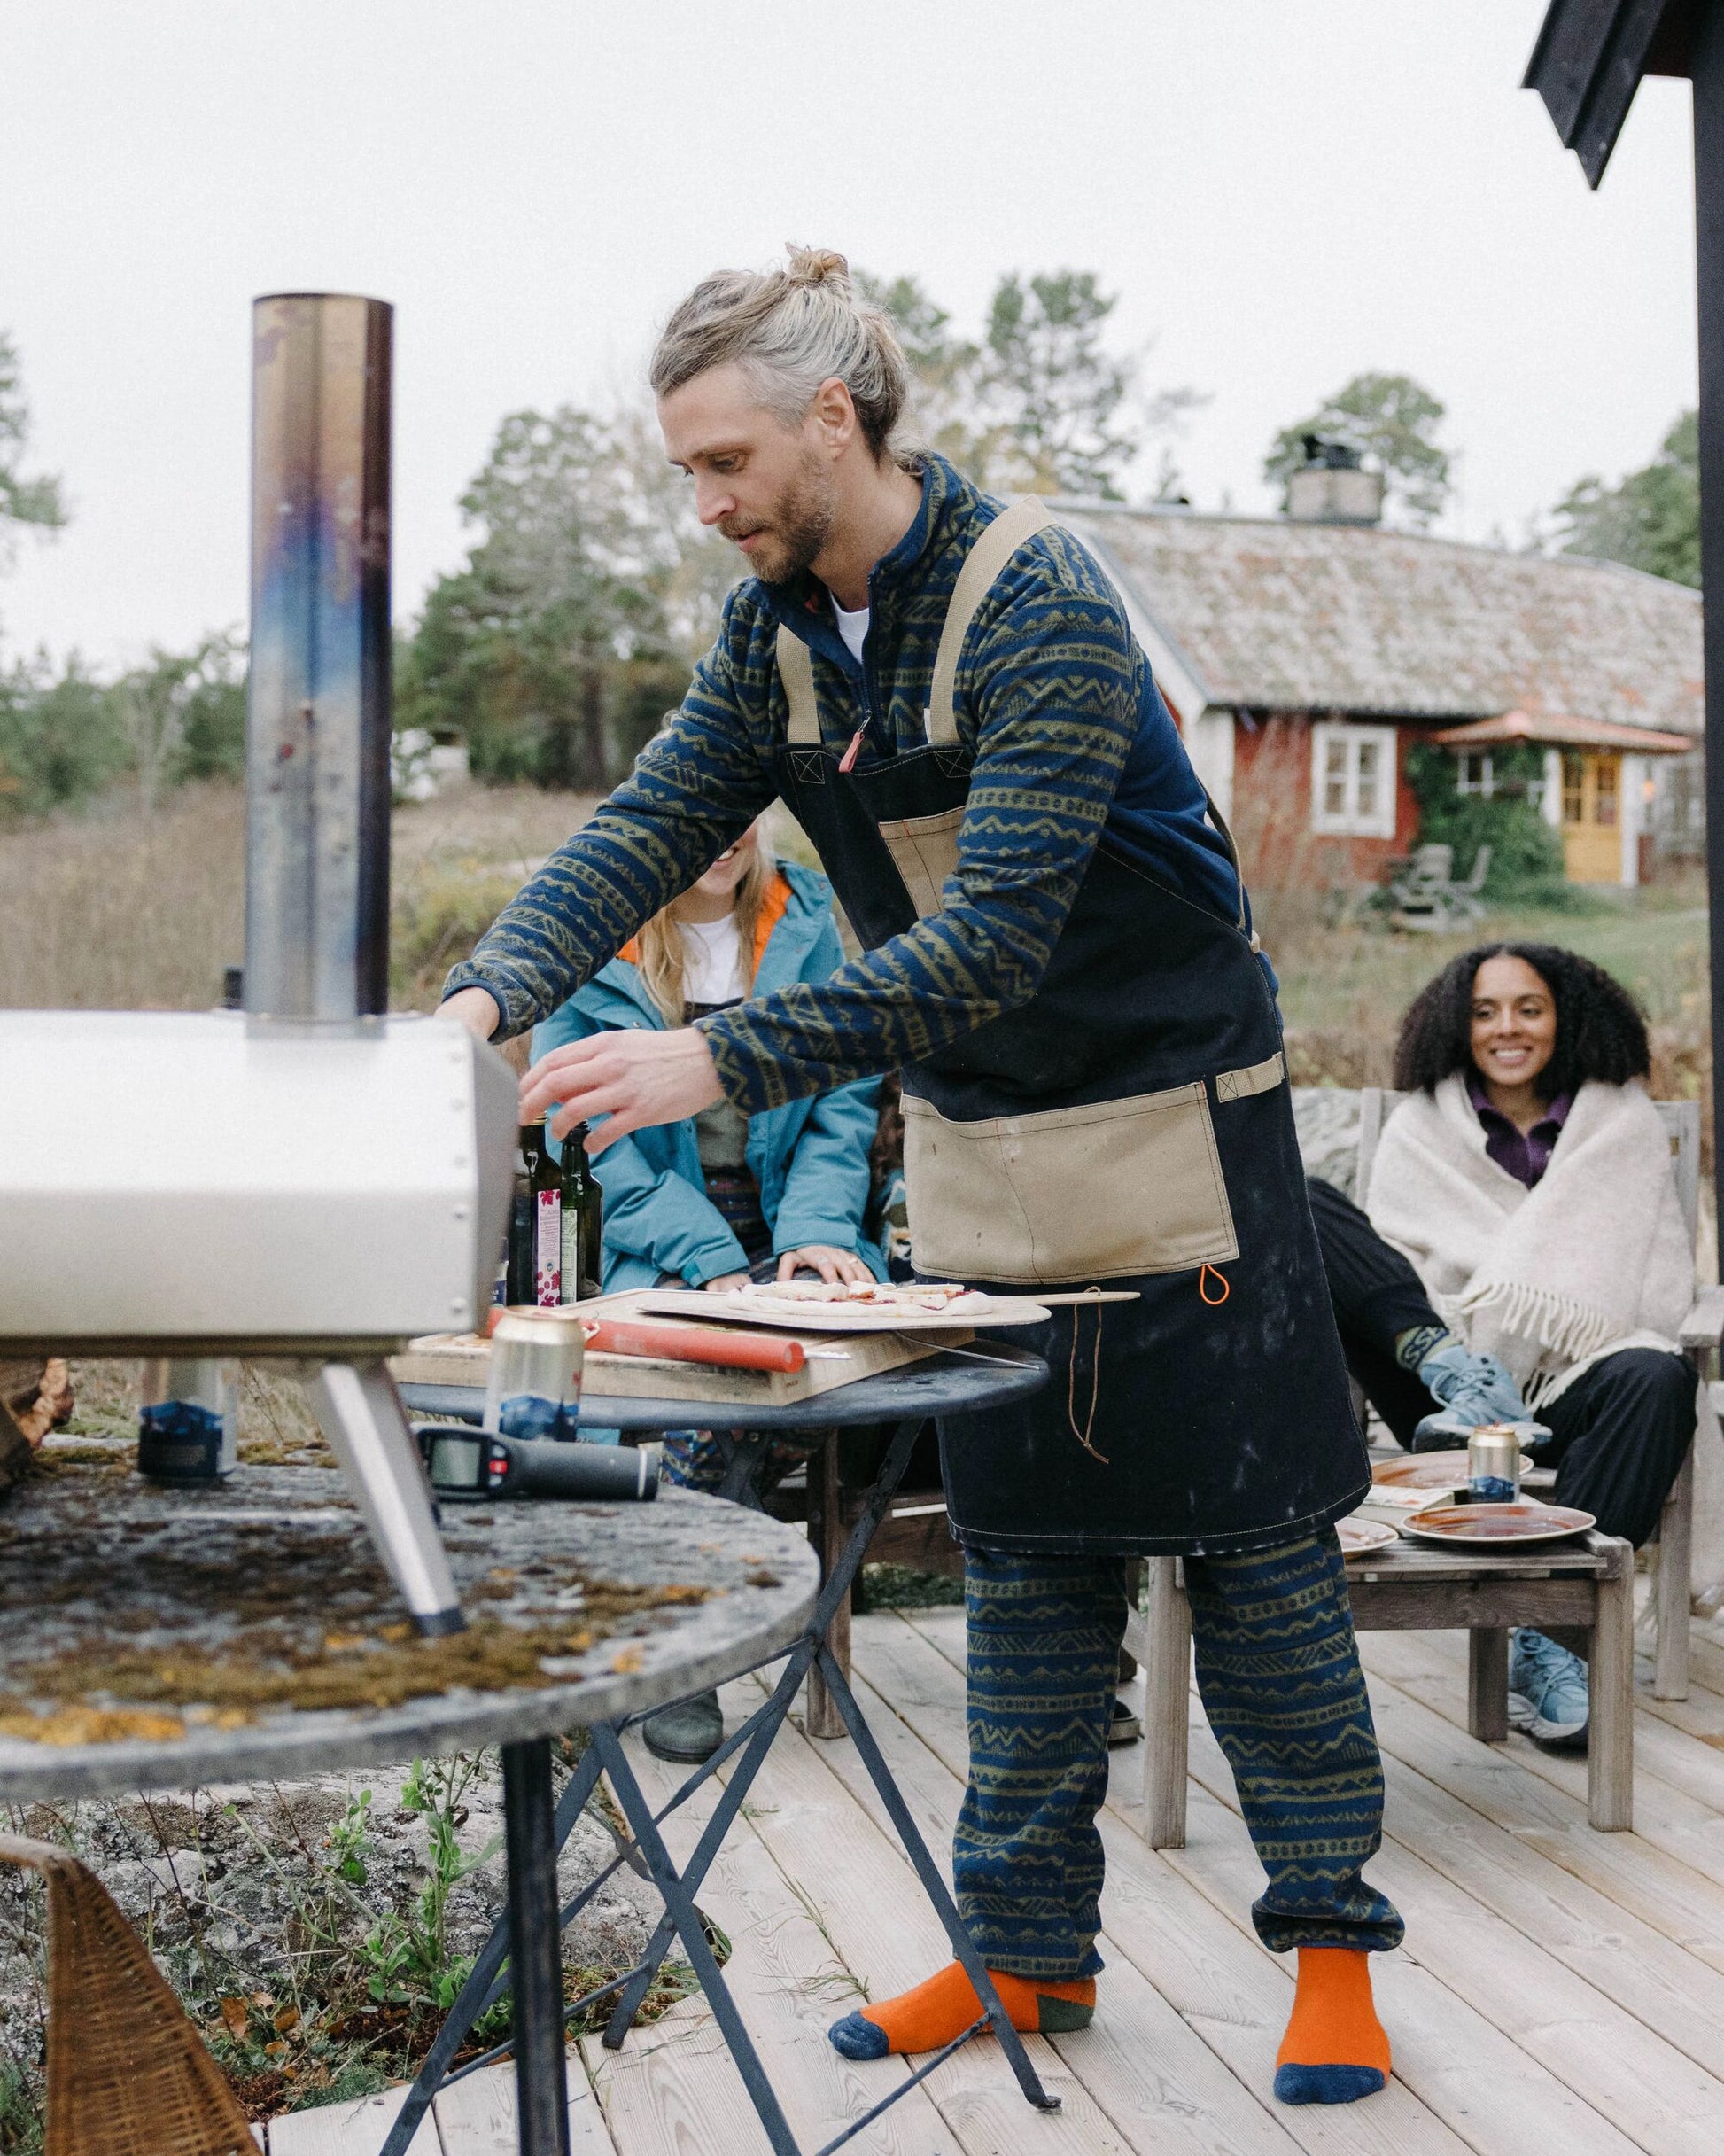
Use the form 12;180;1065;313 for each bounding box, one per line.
534;1190;563;1305
560;1205;585;1304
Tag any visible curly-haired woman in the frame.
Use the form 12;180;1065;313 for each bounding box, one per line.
1309;943;1697;1749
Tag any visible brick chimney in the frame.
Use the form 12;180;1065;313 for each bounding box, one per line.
1285;434;1386;525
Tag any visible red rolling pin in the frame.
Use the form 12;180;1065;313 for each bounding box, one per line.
485;1306;805;1374
584;1316;805;1374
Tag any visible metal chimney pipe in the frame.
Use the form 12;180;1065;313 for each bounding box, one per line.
245;294;393;1018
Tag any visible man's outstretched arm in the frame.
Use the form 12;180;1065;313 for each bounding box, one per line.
439;605;775;1040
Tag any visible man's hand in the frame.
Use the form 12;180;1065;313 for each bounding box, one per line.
521;1027;725;1150
439;986;501;1042
777;1245;874;1285
702;1271;751;1295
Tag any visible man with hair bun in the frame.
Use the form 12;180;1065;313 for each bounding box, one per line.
443;245;1402;2106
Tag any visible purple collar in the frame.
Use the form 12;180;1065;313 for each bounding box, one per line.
1465;1071;1571;1189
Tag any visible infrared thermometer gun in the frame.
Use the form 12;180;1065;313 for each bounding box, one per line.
414;1425;658;1503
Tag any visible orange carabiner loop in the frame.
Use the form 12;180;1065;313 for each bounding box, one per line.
1199;1264;1231;1307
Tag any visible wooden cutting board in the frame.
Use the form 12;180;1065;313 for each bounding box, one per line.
390;1292;972;1408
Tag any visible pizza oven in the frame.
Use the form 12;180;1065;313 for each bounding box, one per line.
0;296;517;1633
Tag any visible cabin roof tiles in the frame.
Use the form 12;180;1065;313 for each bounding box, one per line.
1054;502;1705;738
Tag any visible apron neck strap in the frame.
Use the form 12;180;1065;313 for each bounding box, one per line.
927;496;1052;746
776;623;820;746
774;495;1052;751
1198;784;1254;940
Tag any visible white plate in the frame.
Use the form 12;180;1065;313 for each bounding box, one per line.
1337;1516;1401;1558
1371;1449;1534;1491
1400;1500;1596;1548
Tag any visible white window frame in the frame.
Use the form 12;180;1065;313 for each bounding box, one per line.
1309;721;1397;838
1456;750;1495;798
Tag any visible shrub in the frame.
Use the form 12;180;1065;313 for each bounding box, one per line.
0;655;129;815
1403;738;1565;898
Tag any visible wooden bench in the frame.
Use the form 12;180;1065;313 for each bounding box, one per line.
1130;1530;1637;1836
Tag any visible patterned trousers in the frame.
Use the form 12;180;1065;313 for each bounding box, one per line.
956;1531;1404;1977
658;1429;816;1493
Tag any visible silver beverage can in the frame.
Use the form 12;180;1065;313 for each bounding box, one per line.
138;1358;239;1482
484;1309;586;1443
1467;1427;1522;1503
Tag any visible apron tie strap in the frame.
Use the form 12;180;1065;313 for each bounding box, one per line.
1066;1288;1109;1464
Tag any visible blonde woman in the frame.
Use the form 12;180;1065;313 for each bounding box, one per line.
532;818;886;1296
532;820;884;1761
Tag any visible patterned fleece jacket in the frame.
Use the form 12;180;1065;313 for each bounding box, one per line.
444;453;1247;1116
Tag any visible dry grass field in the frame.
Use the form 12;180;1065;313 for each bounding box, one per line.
3;778;1708;1117
0;779;602;1014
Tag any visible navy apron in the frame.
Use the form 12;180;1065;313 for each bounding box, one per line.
773;500;1368;1555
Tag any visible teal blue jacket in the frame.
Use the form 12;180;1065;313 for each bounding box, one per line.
532;863;887;1292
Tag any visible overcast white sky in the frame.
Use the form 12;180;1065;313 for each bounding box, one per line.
0;0;1705;670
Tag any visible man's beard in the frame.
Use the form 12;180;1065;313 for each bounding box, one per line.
723;450;835;583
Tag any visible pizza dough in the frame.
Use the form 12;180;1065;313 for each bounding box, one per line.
728;1280;982;1313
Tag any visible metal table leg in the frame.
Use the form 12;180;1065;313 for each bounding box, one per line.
810;1641;1058;2116
390;1392;1059;2152
600;1417;927;2043
502;1739;571;2156
592;1723;804;2156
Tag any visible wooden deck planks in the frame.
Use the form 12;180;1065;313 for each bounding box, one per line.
280;1605;1724;2153
429;2060;620;2155
1361;1665;1724;1975
1165;1620;1724;2154
1378;1745;1724;2080
852;1613;1480;2155
596;1687;967;2156
689;1683;1141;2156
882;1604;1661;2156
1360;1630;1724;1889
267;2081;439;2152
1156;1771;1646;2156
726;1685;1217;2156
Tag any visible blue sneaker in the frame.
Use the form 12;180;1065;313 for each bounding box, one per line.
1508;1629;1588;1748
1412;1347;1545;1452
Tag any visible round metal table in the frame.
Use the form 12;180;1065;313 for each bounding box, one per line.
5;1345;1053;2156
0;1464;818;1799
0;1458;815;2156
388;1343;1059;2156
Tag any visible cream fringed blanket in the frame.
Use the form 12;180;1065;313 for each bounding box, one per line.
1366;1075;1694;1407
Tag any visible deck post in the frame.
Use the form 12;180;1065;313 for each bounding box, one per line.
1692;12;1724;1250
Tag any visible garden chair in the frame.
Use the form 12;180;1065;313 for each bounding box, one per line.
1388;844;1492;932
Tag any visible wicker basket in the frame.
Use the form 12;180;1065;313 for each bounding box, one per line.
0;1833;255;2156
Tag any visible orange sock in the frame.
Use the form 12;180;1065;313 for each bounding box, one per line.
1274;1947;1391;2105
827;1961;1094;2059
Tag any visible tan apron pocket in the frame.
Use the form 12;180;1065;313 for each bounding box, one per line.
877;807;963;922
902;1083;1239;1286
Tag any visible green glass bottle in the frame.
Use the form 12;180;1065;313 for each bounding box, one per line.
523;1114;563;1307
560;1122;604;1302
500;1139;532;1307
